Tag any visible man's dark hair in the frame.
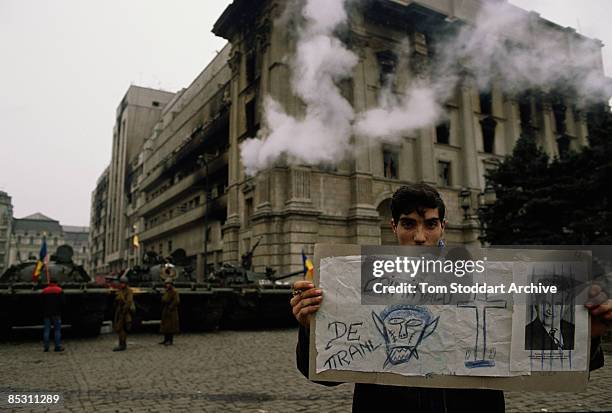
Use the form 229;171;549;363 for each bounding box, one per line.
390;183;446;223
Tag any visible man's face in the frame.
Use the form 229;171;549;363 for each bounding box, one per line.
536;303;562;328
119;282;127;290
392;208;445;246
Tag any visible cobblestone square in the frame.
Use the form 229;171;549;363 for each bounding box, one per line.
0;328;610;412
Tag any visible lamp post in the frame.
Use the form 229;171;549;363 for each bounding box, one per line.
477;184;497;243
197;155;210;279
482;183;497;207
459;188;472;221
459;186;497;245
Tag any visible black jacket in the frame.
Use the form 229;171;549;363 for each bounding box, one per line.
42;284;64;318
297;326;604;413
525;318;575;350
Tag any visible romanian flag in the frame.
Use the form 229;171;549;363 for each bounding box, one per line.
32;236;48;282
302;250;314;281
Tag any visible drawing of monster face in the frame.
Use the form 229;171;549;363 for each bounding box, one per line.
372;305;439;367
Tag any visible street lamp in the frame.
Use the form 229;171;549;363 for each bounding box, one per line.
482;183;497;207
459;188;472;221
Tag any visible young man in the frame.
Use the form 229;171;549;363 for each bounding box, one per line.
291;183;610;412
42;278;64;352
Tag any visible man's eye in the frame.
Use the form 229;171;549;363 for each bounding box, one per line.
426;221;438;229
401;221;415;229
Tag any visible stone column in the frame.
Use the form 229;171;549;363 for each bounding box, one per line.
459;82;480;190
222;46;242;264
283;167;320;271
540;101;559;158
503;94;521;154
417;127;437;185
576;111;589;147
347;33;379;243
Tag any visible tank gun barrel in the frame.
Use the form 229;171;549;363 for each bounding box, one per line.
270;269;305;281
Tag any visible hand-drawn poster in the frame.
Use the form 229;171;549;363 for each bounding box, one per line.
310;244;590;391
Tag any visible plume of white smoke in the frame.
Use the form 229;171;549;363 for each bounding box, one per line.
241;0;358;176
242;0;611;176
354;85;442;142
436;1;609;101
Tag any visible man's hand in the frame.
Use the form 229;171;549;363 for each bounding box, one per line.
585;284;612;337
291;280;323;328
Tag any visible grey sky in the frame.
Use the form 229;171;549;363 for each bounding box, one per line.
0;0;610;226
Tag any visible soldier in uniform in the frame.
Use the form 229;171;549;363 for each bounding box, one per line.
159;278;180;345
113;274;134;351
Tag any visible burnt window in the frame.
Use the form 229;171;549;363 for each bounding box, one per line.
376;51;398;86
245;198;254;227
339;78;354;105
246;50;259;85
480;116;497;154
383;149;399;179
552;99;567;135
436;121;450;145
245;98;259;138
557;134;571;157
437;161;451;187
519;96;532;128
168;240;173;254
152;101;160;107
480;91;493;115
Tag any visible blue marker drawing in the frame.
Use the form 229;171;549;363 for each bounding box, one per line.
457;293;507;368
372;305;439;368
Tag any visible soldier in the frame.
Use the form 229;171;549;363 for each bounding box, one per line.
159;278;180;345
112;274;134;351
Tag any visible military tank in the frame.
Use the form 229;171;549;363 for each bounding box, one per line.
209;238;301;329
106;249;230;331
210;264;300;329
0;245;110;338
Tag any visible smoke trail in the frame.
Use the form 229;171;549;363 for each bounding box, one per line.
437;1;609;100
354;85;442;142
241;0;358;176
241;0;611;176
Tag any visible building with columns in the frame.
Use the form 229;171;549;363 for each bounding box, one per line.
91;0;606;279
0;191;13;275
7;213;89;267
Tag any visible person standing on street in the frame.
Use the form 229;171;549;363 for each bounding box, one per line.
113;274;134;351
42;278;64;352
159;278;180;345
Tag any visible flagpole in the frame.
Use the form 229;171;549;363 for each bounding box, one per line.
43;232;49;284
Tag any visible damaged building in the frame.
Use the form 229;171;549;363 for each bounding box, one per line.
89;0;608;278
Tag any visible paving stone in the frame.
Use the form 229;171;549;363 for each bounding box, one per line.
0;329;610;412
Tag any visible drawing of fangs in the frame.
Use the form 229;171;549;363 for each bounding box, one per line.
372;305;439;368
